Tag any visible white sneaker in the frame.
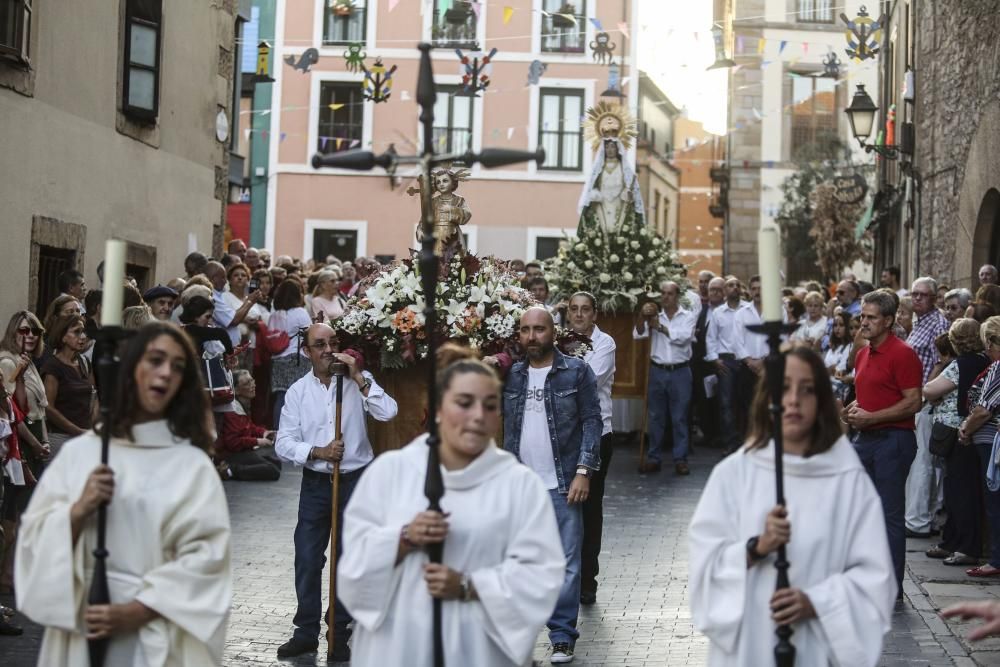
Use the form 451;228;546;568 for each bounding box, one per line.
550;642;574;663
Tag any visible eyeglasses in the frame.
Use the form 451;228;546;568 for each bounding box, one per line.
17;326;42;336
309;340;338;351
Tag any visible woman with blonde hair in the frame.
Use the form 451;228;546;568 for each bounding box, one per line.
0;311;51;470
690;346;895;665
924;319;989;566
122;304;154;330
791;291;827;347
338;344;565;666
310;269;346;323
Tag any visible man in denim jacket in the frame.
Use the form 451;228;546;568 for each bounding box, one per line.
503;307;602;664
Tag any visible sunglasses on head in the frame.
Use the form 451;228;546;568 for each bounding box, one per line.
17;326;42;336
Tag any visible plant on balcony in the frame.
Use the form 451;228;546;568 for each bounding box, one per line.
445;0;473;24
330;0;354;17
552;3;578;27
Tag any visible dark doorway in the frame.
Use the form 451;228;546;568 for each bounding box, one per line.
126;263;150;293
313;229;358;264
534;236;562;261
973;189;1000;285
36;245;77;315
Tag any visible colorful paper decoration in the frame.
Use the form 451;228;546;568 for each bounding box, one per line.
503;6;514;24
361;57;398;103
840;5;884;61
284;48;319;73
822;51;841;78
254;41;275;83
589;32;616;65
526;59;547;85
343;43;367;73
455;47;497;97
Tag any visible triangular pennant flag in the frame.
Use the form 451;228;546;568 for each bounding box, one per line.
503;6;514;24
470;1;481;19
320;136;329;150
261;109;271;116
335;138;343;150
243;129;251;141
620;76;630;87
388;0;400;10
328;103;345;111
280;132;287;142
350;138;360;148
757;38;765;54
752;108;762;120
560;13;577;27
779;40;787;54
618;22;629;39
590;18;603;31
507;126;515;139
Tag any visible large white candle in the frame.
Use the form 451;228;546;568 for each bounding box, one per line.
757;224;783;322
100;240;126;327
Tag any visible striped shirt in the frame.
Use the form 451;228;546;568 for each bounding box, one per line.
906;309;949;385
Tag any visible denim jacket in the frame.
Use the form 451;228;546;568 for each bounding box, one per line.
502;349;603;494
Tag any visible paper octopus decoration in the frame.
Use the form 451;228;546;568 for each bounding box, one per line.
361;57;397;103
589;31;616;66
455;47;498;97
822;51;841;79
343;43;366;73
840;5;884;62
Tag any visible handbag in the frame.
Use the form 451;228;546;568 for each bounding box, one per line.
261;321;290;355
928;421;959;458
204;355;235;406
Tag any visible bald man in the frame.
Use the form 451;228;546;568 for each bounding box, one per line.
203;260;261;346
275;323;398;661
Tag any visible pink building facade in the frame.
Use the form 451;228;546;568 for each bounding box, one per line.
265;0;639;264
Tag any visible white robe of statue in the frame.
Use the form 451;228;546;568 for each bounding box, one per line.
338;434;565;667
592;158;628;231
15;421;232;667
688;436;896;667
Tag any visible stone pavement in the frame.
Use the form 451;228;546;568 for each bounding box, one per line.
0;436;991;665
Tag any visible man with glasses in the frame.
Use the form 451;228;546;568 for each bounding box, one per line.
836;279;862;316
905;277;950;539
275;323;398;661
943;288;974;323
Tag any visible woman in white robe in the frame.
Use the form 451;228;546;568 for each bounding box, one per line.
338;345;566;667
15;321;232;666
689;346;896;667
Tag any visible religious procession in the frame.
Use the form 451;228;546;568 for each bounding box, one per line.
5;1;1000;666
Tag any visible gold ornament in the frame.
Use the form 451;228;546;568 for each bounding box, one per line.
583;100;638;152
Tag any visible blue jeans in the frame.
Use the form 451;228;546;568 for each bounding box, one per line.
716;359;743;451
853;429;917;589
292;466;366;643
548;488;583;646
646;364;693;464
974;442;1000;567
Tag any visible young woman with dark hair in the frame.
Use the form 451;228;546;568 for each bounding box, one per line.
689;346;896;666
15;321;230;664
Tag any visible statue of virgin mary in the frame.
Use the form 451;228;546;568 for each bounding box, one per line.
577;101;645;233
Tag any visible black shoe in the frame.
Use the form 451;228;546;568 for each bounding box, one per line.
551;642;575;663
0;617;23;636
327;641;351;663
277;636;318;658
580;589;596;605
905;528;932;539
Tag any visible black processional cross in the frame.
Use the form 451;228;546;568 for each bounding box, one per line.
311;43;544;667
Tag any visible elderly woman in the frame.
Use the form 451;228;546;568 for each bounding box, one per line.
944;288;975;323
216;370;280;482
792;291;827;348
339;345;564;666
959;316;1000;577
924;320;989;566
15;322;232;664
40;315;95;456
690;346;895;665
897;295;915;336
42;295;82;332
310;269;346;323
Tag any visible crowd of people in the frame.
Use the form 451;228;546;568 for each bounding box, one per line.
3;235;1000;663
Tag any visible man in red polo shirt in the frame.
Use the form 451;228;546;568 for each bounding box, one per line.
843;290;923;594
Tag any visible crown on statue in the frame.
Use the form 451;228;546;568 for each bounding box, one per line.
583;100;638;152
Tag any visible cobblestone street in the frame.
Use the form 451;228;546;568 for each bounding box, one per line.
1;437;993;665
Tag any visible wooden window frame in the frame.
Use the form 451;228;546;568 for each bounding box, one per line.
0;0;32;64
122;0;162;122
317;81;365;154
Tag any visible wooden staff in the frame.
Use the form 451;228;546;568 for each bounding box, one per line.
327;361;347;661
637;304;654;469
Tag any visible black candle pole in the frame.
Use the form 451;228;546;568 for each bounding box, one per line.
86;325;129;667
311;43;544;667
746;320;799;667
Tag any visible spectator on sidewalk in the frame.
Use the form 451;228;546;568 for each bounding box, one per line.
690;346;896;666
943;288;974;324
705;276;752;455
503;307;602;664
980;264;999;288
143;285;179;322
692;273;722;448
41;315;95;456
905;277;950;539
216;370;280;482
844;290;923;592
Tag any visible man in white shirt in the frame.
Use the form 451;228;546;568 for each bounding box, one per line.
203;261;259;346
705;275;753;453
634;280;696;475
567;292;616;607
275;323;398;662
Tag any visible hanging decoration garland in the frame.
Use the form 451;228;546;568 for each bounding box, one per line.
343;43;367;73
455;47;498;97
589;32;616;66
361;57;398;103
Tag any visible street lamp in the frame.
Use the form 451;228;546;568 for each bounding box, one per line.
707;24;736;70
844;84;877;144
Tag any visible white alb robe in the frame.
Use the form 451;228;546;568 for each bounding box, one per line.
689;436;896;667
338;434;565;667
15;421;232;667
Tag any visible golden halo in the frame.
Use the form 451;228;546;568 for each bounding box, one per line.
583;100;638;152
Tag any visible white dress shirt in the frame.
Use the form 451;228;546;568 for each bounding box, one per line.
212;289;241;346
740;303;768;360
705;300;752;361
583;324;616;436
633;306;696;365
276;369;398;473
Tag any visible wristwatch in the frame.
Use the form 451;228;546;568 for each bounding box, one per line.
576;467;592;478
746;536;766;562
358;377;372;393
459;573;474;602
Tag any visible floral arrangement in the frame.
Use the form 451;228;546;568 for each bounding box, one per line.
546;210;689;314
334;253;591;370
